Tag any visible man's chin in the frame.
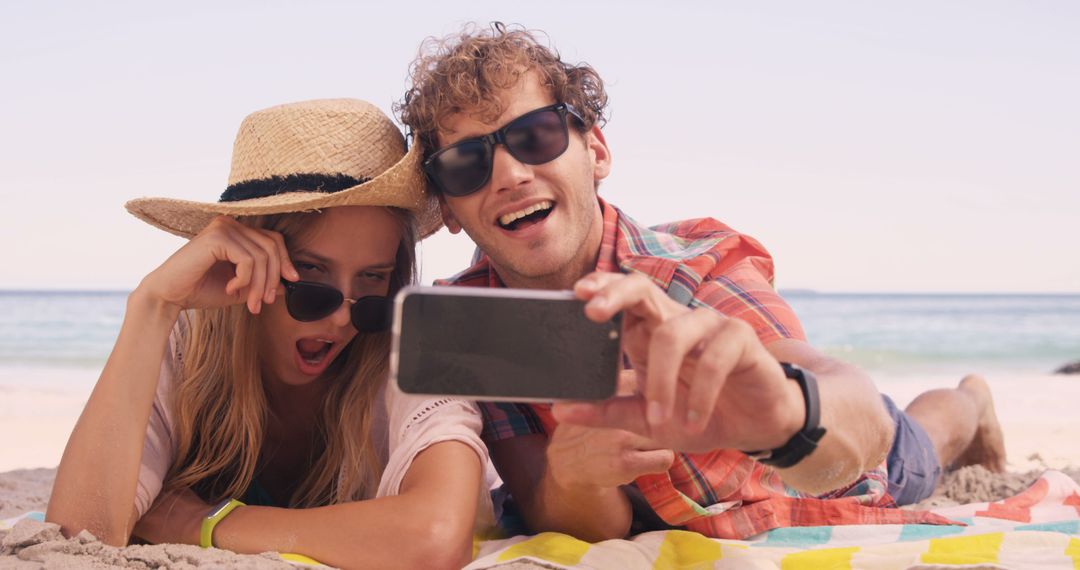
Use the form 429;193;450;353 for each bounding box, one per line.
492;250;577;285
474;227;576;282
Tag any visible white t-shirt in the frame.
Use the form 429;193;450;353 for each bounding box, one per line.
133;330;496;529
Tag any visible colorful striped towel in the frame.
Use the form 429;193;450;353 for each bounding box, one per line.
466;469;1080;569
0;510;45;530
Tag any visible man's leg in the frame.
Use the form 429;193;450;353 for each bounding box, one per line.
903;374;1006;473
883;374;1007;505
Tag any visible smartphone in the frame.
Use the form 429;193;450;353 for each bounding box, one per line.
390;286;622;402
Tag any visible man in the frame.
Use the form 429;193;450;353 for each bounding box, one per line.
397;24;1006;541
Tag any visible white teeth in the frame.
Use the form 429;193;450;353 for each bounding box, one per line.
499;200;553;227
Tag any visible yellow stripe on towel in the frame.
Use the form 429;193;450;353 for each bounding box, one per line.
1066;537;1080;569
921;533;1004;565
653;530;724;569
781;546;858;569
496;532;591;566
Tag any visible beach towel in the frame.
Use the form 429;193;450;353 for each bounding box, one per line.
1;510;45;529
465;469;1080;569
5;470;1077;568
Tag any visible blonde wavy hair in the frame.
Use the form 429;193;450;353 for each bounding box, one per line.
397;22;610;155
164;207;416;507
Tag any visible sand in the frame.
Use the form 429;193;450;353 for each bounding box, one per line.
0;468;295;568
881;374;1080;473
0;367;95;474
0;522;294;569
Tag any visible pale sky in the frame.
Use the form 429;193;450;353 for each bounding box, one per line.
2;1;1077;293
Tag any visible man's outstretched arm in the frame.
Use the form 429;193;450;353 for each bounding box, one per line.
759;338;894;493
553;272;894;495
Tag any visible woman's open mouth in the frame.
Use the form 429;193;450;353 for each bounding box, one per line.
295;337;336;376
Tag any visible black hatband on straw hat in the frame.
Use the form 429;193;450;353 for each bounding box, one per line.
219;174;373;203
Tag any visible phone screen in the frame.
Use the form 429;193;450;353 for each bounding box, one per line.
393;288;621;401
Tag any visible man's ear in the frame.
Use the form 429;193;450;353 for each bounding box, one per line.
585;125;612;183
437;194;463;234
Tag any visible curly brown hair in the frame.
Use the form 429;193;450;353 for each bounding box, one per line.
397;22;609;156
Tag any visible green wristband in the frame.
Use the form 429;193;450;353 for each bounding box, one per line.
200;498;245;548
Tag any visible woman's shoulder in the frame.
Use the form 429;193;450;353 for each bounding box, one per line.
376;388;495;501
384;389;482;436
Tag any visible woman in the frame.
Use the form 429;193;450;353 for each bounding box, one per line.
46;99;491;569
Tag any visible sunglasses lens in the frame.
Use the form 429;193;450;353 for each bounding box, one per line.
429;140;493;197
285;282;343;322
504;109;568;164
351;297;391;333
427;106;572;197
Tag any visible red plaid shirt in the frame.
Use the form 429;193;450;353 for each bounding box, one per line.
436;198;954;538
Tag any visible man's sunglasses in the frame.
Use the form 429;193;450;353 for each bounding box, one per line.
422;103;585;197
281;280;391;333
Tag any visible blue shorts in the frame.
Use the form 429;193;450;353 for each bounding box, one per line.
882;395;942;505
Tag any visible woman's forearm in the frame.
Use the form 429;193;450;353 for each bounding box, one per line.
214;441;483;570
46;288;180;544
217;497;471;569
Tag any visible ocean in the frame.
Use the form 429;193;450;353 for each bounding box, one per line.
783;292;1080;377
0;290;1078;387
1;289;1078;472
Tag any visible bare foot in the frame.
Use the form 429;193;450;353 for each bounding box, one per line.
951;375;1007;473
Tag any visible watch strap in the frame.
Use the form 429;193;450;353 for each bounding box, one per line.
200;498;245;548
744;363;827;469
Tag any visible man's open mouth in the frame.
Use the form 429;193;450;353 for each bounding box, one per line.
296;338;334;365
497;200;554;231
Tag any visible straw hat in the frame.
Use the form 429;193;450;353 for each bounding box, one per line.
125;98;441;239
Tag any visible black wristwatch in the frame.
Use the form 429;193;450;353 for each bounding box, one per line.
743;362;827;469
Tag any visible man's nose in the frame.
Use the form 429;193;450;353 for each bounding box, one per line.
488;144;534;192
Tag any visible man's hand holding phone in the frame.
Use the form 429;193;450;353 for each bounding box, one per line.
552;272;807;455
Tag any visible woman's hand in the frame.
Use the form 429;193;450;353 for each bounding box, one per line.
138;215;299;315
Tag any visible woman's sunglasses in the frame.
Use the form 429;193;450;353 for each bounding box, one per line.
281;280;390;333
422;103;585;197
